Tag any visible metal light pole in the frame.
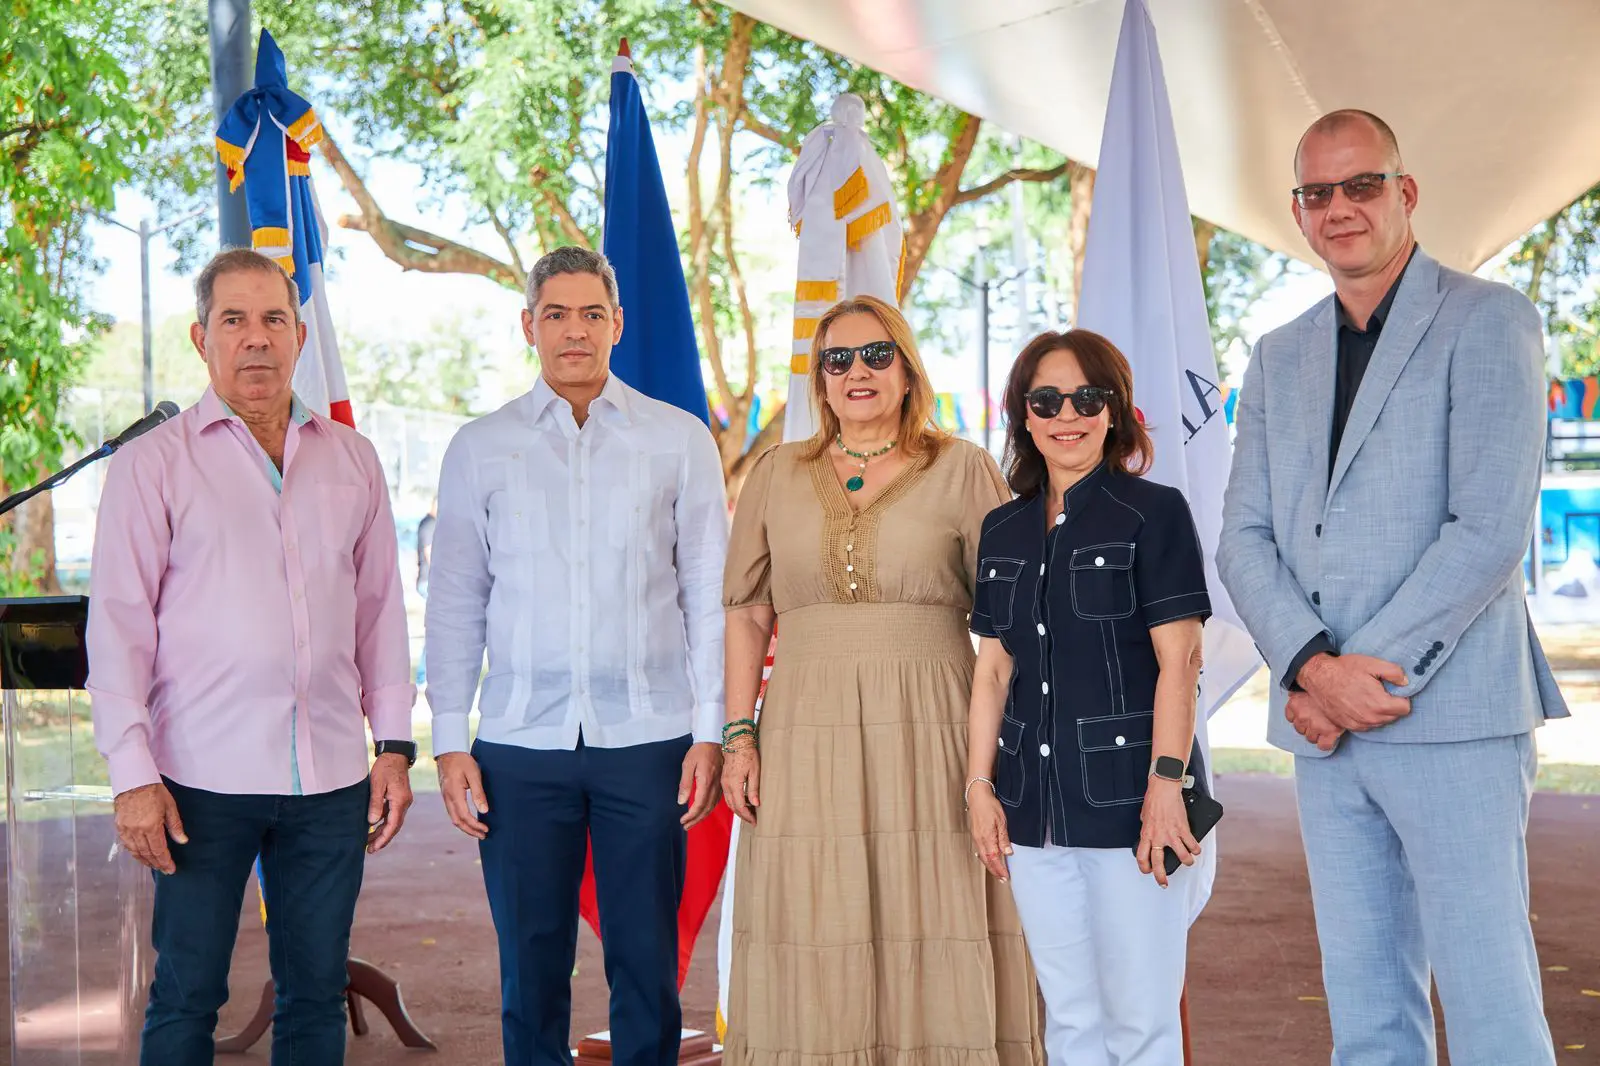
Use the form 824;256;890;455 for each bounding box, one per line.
932;257;1027;458
208;0;253;248
102;207;209;413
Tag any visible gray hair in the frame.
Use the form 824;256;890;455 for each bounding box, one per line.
526;246;620;311
195;248;301;328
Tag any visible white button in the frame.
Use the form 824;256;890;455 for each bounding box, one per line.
1040;744;1051;757
1115;735;1126;746
1041;681;1050;694
849;582;858;590
988;568;996;578
846;544;854;552
1054;513;1065;526
514;511;521;518
297;639;306;648
1036;623;1047;636
846;565;854;572
294;590;303;601
1095;556;1106;567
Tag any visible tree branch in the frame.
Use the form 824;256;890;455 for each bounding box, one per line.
899;112;984;301
488;203;528;287
954;161;1071;205
318;133;521;288
738;109;798;155
528;166;592;249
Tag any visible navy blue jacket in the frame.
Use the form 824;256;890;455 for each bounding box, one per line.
971;463;1211;849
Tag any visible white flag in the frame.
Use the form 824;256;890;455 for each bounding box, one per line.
1076;0;1263;919
781;93;906;440
717;93;907;1043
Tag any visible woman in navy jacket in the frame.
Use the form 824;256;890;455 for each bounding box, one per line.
964;329;1212;1066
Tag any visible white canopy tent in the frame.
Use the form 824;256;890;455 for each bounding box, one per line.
722;0;1600;271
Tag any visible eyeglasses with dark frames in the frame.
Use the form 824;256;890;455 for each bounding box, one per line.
1291;172;1405;211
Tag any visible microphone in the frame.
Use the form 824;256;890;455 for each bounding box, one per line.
105;401;181;453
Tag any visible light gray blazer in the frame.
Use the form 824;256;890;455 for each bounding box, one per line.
1217;248;1569;757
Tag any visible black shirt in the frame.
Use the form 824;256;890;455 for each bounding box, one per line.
1328;246;1416;480
1289;247;1417;683
970;464;1212;850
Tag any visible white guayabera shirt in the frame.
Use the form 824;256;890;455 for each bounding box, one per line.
425;372;728;755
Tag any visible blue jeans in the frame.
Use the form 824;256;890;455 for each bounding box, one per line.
141;776;369;1066
475;734;690;1066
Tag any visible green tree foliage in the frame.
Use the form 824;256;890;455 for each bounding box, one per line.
1;1;149;590
1504;183;1600;378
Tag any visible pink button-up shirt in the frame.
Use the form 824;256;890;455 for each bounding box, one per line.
86;387;414;797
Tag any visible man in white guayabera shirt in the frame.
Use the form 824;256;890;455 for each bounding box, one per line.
424;246;728;1066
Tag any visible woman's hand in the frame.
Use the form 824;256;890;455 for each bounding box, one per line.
1137;778;1201;888
966;784;1012;882
722;743;761;825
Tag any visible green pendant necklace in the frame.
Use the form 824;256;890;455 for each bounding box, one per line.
836;434;896;492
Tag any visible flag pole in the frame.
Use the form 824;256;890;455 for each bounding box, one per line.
206;0;252;247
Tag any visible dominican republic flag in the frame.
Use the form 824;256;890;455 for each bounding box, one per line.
1076;0;1265;922
215;28;353;428
581;39;731;990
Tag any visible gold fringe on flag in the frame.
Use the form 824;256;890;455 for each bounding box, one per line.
794;279;840;304
845;202;893;250
833;166;868;219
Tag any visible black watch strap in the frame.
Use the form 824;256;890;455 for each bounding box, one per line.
374;740;418;767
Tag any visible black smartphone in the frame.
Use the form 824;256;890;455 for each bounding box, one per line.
1139;787;1225;877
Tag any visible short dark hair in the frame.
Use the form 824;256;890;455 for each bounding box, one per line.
195;248;300;327
1295;109;1403;180
1001;329;1153;499
526;246;620;310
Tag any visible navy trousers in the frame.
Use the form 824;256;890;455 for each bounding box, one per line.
141;776;369;1066
475;734;690;1066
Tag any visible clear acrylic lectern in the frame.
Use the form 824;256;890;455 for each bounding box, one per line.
3;595;151;1065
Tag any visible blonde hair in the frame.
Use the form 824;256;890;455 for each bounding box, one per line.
801;295;948;462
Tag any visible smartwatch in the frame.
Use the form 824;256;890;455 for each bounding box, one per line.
374;740;418;768
1150;756;1189;786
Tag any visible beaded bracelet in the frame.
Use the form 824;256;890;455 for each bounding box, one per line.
722;717;756;739
722;728;758;755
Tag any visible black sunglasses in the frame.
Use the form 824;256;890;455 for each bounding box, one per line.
821;340;897;375
1025;385;1115;420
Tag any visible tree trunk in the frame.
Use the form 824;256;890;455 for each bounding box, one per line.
899;113;984;302
1193;218;1216;280
1066;163;1096;317
9;484;62;595
1524;213;1563;308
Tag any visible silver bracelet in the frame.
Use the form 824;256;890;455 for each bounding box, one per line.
963;777;996;811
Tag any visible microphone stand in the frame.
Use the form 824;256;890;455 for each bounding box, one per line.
0;443;115;519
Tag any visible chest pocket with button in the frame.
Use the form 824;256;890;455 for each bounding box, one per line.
1076;710;1155;807
1069;542;1137;620
977;557;1027;631
488;490;546;554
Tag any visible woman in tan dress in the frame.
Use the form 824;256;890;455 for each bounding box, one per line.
719;295;1042;1066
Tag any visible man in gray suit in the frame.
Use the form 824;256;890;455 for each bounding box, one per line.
1218;109;1568;1065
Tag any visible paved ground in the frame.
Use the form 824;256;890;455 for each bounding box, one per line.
5;773;1598;1065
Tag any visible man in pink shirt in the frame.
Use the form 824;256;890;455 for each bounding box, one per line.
86;248;416;1066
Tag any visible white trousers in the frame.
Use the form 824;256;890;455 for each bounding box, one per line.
1007;843;1190;1066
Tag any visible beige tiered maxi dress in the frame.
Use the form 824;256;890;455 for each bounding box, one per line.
721;438;1042;1066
